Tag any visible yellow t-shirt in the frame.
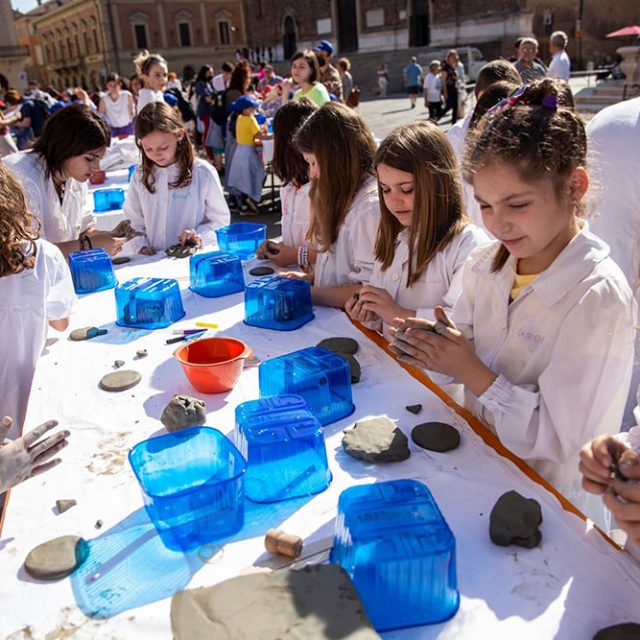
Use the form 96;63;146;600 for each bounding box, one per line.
511;272;537;300
236;114;261;145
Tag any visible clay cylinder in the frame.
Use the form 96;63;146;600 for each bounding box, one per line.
264;529;303;558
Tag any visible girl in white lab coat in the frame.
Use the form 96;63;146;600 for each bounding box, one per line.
287;102;380;308
133;51;168;114
255;99;318;265
123;102;229;255
0;162;76;438
345;122;488;340
389;79;636;518
4;104;123;258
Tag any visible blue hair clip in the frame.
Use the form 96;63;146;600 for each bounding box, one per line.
542;94;558;111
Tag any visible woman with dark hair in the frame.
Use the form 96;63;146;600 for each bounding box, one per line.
194;65;223;169
4;104;124;257
283;51;330;106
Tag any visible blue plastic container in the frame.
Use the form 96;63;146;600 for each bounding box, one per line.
68;248;117;294
93;188;125;212
259;347;354;426
128;165;137;182
115;277;185;329
244;276;314;331
189;251;245;298
216;223;266;260
235;395;331;503
330;479;460;631
129;427;247;551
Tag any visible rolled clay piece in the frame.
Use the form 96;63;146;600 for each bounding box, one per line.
264;529;303;558
99;369;141;392
249;266;275;276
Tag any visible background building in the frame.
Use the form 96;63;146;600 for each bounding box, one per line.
0;0;30;90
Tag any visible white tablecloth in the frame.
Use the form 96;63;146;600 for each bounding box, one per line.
2;254;640;639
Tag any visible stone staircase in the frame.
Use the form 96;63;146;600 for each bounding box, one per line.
574;79;640;114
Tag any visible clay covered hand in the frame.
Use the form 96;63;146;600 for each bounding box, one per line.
110;219;144;241
0;417;70;493
280;270;313;282
354;285;412;325
256;241;297;267
579;434;633;495
178;229;203;249
85;229;126;256
139;246;156;256
345;290;378;324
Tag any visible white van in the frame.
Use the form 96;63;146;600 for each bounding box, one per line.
418;46;487;82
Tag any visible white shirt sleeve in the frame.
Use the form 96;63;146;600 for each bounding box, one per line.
196;164;230;247
121;173;150;254
43;241;77;320
78;181;97;233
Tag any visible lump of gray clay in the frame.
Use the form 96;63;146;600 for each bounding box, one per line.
99;370;141;392
161;395;207;432
24;535;89;581
249;266;275;276
136;349;148;359
165;242;198;259
405;404;422;415
55;499;76;514
114;360;125;369
338;353;361;384
489;490;543;549
342;417;410;463
69;326;108;341
317;337;359;355
593;623;640;640
171;564;380;640
111;256;131;265
411;422;460;452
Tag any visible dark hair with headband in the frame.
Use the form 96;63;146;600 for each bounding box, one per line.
462;78;585;271
133;50;168;78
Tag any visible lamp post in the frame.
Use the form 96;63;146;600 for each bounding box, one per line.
577;0;584;69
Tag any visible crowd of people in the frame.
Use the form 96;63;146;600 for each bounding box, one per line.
2;34;640;556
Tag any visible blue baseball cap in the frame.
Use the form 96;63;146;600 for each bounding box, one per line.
229;95;260;113
313;40;334;55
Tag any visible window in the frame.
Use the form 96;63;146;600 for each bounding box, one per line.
92;28;100;53
218;21;230;44
178;22;191;46
134;24;148;49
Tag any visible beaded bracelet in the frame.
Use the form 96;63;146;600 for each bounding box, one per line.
297;244;310;270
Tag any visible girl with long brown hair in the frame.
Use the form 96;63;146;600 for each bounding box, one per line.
122;102;229;255
346;122;488;339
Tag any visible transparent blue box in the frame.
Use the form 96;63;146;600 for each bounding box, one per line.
93;188;125;212
244;276;314;331
128;427;247;551
189;251;245;298
68;248;117;294
235;395;331;503
115;277;185;329
330;479;460;631
215;223;266;260
128;165;136;182
259;347;354;426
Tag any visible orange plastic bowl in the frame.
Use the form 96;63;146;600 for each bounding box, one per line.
174;337;252;394
89;170;107;185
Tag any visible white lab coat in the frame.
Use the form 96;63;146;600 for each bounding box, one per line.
4;151;96;243
588;97;640;429
367;224;490;339
314;177;380;288
136;88;165;114
451;226;636;520
547;50;571;81
0;239;76;438
280;181;311;248
122;157;230;253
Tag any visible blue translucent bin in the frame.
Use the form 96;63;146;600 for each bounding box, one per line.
68;248;117;294
330;479;460;631
93;188;125;212
128;165;137;182
259;347;354;426
115;277;185;329
189;251;244;298
215;223;266;260
235;395;331;503
244;276;314;331
128;427;247;551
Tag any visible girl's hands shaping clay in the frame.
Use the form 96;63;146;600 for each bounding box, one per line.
0;417;70;493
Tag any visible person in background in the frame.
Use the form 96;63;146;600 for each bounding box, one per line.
403;56;423;109
441;50;462;125
337;58;354;103
129;74;142;107
133;50;168;113
194;65;218;162
515;37;547;83
3;90;47;150
258;65;283;93
284;50;331;106
423;60;445;122
378;63;389;98
213;61;234;93
0;99;20;157
313;40;342;101
98;72;135;137
166;71;183;92
547;31;571;81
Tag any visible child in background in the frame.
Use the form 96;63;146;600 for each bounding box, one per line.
256;99;317;266
286;102;380;308
122;102;229;255
346;122;488;340
423;61;444;122
0;162;76;438
226;95;267;214
99;72;135;137
133;51;168;113
390;79;636;522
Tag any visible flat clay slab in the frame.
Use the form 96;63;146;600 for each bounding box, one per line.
411;422;460;452
161;395;207;432
593;624;640;640
249;266;275;276
69;326;108;341
24;535;89;581
338;353;361;384
489;490;543;549
171;564;380;640
99;369;141;392
317;337;359;355
111;256;131;265
342;417;410;463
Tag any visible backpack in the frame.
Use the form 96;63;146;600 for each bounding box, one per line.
165;88;196;123
210;90;227;126
345;86;361;108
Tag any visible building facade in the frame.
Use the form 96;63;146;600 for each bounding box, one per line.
0;0;30;91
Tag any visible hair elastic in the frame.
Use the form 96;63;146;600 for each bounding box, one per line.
541;94;558;111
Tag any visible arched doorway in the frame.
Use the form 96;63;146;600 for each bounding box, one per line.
283;15;296;60
337;0;358;52
409;0;430;47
